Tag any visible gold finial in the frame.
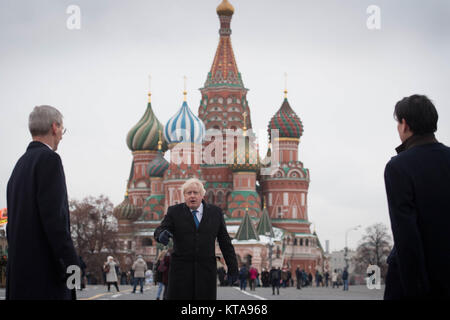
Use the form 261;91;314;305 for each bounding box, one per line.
217;0;234;16
148;75;152;103
125;189;129;197
263;197;266;209
158;130;162;151
183;75;187;102
284;72;288;99
243;111;247;132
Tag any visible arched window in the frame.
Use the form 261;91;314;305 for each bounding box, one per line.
207;191;214;204
306;239;309;246
142;238;153;247
216;191;224;203
300;238;303;246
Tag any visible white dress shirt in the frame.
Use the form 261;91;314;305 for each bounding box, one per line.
190;202;204;223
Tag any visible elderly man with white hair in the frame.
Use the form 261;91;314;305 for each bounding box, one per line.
154;178;238;300
6;105;79;300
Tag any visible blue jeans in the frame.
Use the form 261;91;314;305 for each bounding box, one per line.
343;280;349;291
240;279;247;290
133;277;144;293
156;282;164;298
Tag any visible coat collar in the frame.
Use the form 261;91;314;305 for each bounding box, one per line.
395;133;438;154
27;141;53;151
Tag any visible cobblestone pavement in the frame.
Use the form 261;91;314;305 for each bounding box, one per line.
0;284;384;300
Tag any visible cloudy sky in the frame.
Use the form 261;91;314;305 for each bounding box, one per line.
1;0;449;252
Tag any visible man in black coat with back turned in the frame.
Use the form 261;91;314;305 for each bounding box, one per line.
6;105;79;300
384;95;450;299
154;178;238;300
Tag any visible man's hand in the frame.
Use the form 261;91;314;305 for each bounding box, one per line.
158;230;173;246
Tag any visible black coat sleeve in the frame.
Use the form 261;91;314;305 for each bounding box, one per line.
384;160;430;297
154;206;175;243
216;210;238;276
36;152;79;278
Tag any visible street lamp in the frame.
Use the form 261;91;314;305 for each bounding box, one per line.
344;225;361;269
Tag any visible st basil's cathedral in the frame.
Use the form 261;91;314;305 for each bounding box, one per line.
113;0;326;275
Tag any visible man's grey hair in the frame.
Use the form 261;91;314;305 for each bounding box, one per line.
28;105;63;136
181;178;206;196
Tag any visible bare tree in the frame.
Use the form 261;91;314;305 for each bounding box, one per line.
70;195;119;284
352;223;392;282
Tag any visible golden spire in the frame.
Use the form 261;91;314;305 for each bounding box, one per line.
148;75;152;103
183;75;187;102
263;197;267;209
158;130;162;151
284;72;288;99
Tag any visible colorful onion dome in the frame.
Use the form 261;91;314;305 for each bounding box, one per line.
113;193;141;220
217;0;234;16
126;102;168;152
268;98;303;140
147;151;169;177
164;101;206;146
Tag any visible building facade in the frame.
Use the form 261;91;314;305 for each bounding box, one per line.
114;0;324;276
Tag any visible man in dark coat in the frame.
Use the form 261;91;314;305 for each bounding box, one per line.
6;105;79;300
384;95;450;299
154;178;238;300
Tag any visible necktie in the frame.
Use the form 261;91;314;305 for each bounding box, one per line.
192;210;200;229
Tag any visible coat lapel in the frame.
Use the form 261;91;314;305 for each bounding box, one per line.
198;201;209;231
183;203;197;231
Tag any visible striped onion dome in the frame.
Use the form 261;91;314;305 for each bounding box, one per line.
147;151;169;177
126;102;168;152
113;194;141;220
268;98;303;140
164;101;206;146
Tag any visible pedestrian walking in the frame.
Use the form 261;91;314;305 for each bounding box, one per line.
261;268;270;287
104;256;120;292
384;95;450;299
249;265;258;291
6;105;79;300
132;255;147;294
295;266;302;290
281;267;288;288
308;273;313;287
239;265;248;291
161;249;171;300
269;267;281;295
154;250;166;300
332;270;338;288
325;271;330;288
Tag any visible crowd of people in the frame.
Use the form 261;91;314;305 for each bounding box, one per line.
217;262;352;295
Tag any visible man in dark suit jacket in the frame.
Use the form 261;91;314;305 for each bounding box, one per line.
384;95;450;299
154;178;238;300
6;105;79;300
